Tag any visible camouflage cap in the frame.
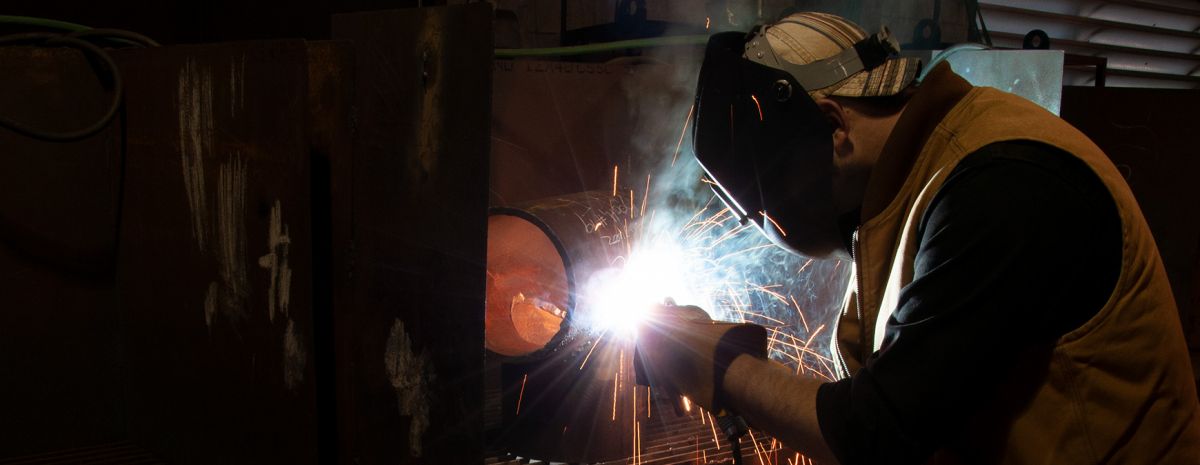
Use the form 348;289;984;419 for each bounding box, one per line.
762;12;921;98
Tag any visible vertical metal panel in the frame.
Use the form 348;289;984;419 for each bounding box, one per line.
489;60;632;205
332;5;492;464
489;59;697;206
115;41;318;464
0;47;125;457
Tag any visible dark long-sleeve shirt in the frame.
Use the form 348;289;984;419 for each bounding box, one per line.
816;140;1122;465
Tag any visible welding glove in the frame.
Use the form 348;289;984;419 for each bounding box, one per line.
634;304;767;415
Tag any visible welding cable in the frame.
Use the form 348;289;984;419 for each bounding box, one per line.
917;42;991;82
0;33;123;142
729;436;744;465
717;414;750;465
495;34;709;57
0;15;89;32
68;28;161;47
0;15;155;47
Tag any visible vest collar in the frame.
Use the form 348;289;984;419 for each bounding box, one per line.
859;62;973;223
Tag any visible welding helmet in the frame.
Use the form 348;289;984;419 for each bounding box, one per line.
692;17;912;258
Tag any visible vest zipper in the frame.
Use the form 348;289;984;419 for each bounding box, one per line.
851;228;864;330
833;228;864;379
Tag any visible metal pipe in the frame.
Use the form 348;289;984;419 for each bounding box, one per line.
486;191;638;462
486;190;631;360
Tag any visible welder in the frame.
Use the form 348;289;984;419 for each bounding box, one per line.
635;11;1200;464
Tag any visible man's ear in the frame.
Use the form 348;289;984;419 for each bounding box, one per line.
816;98;852;159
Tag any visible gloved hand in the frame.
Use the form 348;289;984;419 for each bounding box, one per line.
634;303;768;414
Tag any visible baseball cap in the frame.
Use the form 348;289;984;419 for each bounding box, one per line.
761;12;921;98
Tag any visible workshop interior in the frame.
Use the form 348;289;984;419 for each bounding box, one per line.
1;0;1198;463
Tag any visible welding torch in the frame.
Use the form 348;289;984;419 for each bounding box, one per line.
633;300;768;465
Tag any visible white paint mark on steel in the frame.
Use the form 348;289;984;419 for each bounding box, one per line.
177;59;214;250
257;200;292;322
385;318;433;458
282;318;306;389
214;155;249;321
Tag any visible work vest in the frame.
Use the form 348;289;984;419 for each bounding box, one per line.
831;84;1200;463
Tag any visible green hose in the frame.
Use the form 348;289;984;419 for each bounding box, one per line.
0;15;91;32
6;15;704;57
495;34;709;57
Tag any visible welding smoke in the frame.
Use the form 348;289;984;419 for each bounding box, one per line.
599;36;851;368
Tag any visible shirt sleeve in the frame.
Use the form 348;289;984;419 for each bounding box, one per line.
815;141;1121;465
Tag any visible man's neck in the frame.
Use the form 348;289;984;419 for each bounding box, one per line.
857;63;974;224
836;105;907;223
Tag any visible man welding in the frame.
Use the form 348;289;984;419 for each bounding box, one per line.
635;12;1200;464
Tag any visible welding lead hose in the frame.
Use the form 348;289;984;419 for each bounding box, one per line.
0;15;90;32
495;34;709;57
719;414;750;465
0;32;123;142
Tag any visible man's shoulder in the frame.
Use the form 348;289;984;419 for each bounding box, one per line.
945;140;1108;201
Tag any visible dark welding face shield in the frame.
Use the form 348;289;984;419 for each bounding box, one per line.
692;27;900;258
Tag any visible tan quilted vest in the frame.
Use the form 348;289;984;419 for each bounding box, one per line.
832;83;1200;463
